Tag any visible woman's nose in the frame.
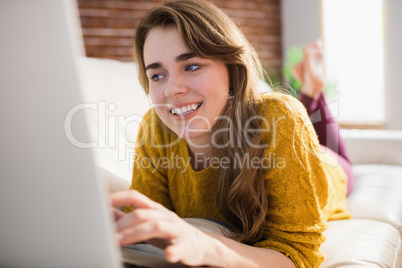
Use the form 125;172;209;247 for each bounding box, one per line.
164;74;188;98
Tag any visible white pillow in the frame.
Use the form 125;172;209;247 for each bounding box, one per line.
78;57;151;185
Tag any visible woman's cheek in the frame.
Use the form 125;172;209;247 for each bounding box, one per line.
148;88;159;103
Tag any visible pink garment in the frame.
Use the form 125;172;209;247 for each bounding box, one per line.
299;92;354;195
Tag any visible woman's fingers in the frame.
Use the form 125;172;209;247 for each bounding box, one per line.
110;190;212;265
115;208;173;232
164;235;207;265
165;241;196;264
111;207;126;221
112;196;182;246
118;220;179;246
165;243;182;263
111;190;162;210
110;190;181;246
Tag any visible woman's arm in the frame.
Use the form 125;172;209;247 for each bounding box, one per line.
111;190;295;268
203;230;296;268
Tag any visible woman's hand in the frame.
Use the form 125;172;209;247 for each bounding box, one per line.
110;190;234;266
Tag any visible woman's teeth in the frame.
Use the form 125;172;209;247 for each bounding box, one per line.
171;102;202;116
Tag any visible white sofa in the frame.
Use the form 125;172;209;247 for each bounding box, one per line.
78;57;402;267
322;130;402;267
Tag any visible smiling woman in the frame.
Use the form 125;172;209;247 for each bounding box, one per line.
111;1;353;267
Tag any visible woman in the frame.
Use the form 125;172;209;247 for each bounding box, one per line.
111;1;353;267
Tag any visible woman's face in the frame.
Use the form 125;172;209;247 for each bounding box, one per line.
143;26;230;145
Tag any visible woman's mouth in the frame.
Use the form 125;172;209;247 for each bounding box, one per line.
170;102;203;116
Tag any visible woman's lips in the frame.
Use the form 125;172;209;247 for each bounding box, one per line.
170;102;203;116
170;102;203;120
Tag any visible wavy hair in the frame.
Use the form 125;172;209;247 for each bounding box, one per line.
134;0;269;244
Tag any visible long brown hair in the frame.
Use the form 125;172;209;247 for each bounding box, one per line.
135;0;269;244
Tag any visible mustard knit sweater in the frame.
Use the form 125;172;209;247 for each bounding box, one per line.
129;93;351;268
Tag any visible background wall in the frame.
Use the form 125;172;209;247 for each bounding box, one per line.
281;0;402;130
281;0;321;62
77;0;282;76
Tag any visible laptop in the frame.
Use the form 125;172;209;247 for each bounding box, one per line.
0;0;165;267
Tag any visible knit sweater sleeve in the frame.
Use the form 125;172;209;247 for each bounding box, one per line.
254;94;329;268
128;109;175;211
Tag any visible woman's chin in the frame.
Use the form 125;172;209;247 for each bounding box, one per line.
174;128;210;142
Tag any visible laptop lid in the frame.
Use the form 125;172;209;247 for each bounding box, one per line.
0;0;121;267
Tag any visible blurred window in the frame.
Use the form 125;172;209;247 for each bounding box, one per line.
322;0;384;124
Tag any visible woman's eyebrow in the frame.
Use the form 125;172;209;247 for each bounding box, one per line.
176;53;195;62
145;53;195;71
145;62;161;71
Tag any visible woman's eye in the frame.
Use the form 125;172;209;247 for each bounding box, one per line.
150;74;164;82
185;64;200;71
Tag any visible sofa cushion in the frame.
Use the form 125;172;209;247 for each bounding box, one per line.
78;57;151;184
347;164;402;235
96;165;131;193
321;219;401;268
341;129;402;165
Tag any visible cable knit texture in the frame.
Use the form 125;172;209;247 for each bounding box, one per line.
128;93;351;268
